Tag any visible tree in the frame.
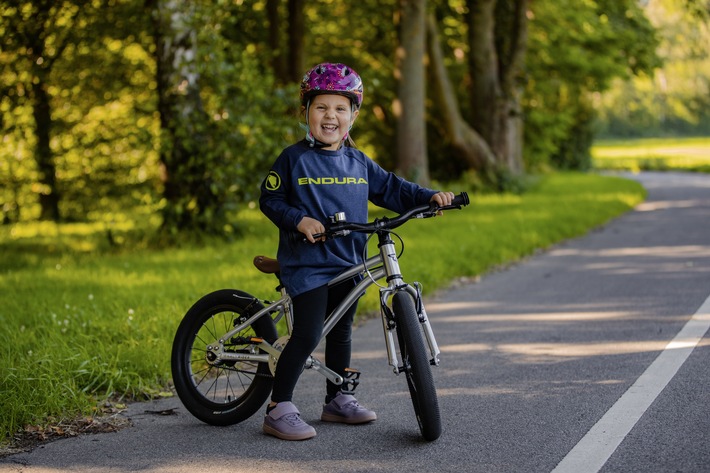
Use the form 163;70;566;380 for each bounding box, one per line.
287;0;306;82
427;13;498;176
0;0;668;232
1;0;156;223
426;1;528;185
395;0;430;184
594;0;709;139
1;1;83;221
266;0;286;80
467;0;528;174
524;0;660;168
147;0;301;236
263;0;305;83
149;0;221;233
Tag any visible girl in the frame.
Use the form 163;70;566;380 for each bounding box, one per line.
260;62;453;440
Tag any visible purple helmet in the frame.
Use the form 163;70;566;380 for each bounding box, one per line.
300;63;363;109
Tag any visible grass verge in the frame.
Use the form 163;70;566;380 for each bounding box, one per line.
592;136;710;173
0;172;645;445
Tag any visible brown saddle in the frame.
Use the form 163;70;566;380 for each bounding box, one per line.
253;255;280;274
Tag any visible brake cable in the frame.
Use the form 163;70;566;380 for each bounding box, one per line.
361;229;405;288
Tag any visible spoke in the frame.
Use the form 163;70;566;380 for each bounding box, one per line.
233;364;255;389
192;364;212;385
204;368;221;401
184;309;272;404
190;366;210;383
223;369;238;402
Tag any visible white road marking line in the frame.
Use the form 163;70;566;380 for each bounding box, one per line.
552;293;710;473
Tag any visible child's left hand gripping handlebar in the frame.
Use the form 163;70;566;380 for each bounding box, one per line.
438;191;470;211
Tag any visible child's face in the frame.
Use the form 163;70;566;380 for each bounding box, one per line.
307;94;359;150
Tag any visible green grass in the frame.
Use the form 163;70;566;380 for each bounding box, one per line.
0;172;645;443
592;136;710;173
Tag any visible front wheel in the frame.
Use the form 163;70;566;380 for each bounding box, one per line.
171;289;278;426
393;291;442;441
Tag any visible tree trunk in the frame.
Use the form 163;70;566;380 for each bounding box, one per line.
466;0;527;174
267;0;287;81
287;0;305;82
467;0;500;145
27;1;61;221
395;0;430;185
499;0;528;174
31;73;61;221
151;0;210;231
426;14;497;175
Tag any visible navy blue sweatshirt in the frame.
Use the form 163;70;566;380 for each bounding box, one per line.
259;140;437;297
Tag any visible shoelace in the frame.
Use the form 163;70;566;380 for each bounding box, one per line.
341;400;363;411
282;413;305;426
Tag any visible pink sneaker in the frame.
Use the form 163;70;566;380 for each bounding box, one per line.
321;392;377;424
263;402;316;440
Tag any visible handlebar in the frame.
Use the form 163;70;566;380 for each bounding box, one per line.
309;192;470;242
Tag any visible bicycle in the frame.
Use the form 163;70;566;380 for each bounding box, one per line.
170;192;470;441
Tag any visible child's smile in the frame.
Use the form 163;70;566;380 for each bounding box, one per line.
308;94;359;150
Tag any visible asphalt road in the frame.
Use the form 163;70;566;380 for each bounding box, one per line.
2;171;709;473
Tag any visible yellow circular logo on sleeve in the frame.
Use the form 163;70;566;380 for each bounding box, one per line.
265;171;281;191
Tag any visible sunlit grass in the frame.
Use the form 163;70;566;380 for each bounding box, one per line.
592;137;710;173
0;172;645;443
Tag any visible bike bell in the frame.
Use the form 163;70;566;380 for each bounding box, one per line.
330;212;347;224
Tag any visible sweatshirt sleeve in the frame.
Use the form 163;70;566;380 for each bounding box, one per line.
365;157;438;213
259;153;306;231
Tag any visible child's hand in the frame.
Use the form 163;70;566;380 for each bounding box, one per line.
297;216;326;243
430;192;455;215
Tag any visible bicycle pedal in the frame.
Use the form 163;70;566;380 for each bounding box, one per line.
341;368;361;395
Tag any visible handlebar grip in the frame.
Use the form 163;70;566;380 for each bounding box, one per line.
288;230;326;244
287;231;302;246
452;192;470;207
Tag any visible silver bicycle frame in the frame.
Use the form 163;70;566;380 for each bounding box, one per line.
207;239;441;384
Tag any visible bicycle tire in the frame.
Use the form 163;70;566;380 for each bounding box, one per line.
171;289;277;426
393;291;442;441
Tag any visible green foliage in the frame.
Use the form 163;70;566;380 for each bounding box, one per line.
524;0;660;170
0;0;664;231
0;173;645;442
300;0;400;167
150;1;300;237
425;0;659;175
595;0;710;139
1;0;158;223
195;15;300;204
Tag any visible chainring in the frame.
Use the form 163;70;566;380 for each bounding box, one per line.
267;335;290;375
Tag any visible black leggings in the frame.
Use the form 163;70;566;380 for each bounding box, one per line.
270;278;359;404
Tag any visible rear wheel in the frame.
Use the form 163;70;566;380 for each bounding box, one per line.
393;291;442;441
171;289;277;425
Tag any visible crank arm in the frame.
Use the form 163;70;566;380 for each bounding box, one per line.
304;356;344;385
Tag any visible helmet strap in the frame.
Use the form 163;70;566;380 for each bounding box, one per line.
306;130;330;149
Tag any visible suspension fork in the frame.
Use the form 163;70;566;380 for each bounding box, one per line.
405;283;441;366
377;231;441;371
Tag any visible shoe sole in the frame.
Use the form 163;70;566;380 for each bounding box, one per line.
263;423;316;441
320;413;377;424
